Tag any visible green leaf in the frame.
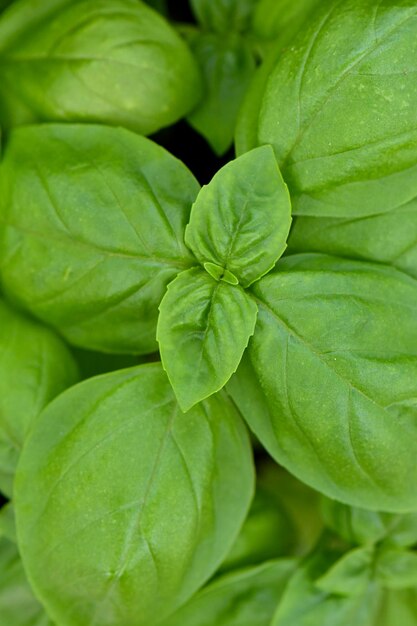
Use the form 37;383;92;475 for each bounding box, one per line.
14;363;254;626
228;254;417;512
251;0;322;49
0;124;198;354
288;198;417;281
272;548;380;626
321;498;417;547
376;549;417;590
160;559;296;626
218;486;294;574
0;0;201;133
240;0;417;218
185;146;292;287
316;546;374;596
0;538;54;626
157;268;258;411
190;0;258;33
372;588;417;626
0;503;16;543
0;299;78;497
187;32;256;156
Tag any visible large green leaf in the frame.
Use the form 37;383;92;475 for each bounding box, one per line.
239;0;417;218
160;559;296;626
0;538;53;626
185;146;292;287
0;299;78;497
157;268;257;411
0;0;201;133
15;364;254;626
228;254;417;512
288;198;417;280
0;124;198;354
187;32;256;156
251;0;323;49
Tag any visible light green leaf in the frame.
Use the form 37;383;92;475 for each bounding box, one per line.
241;0;417;218
228;254;417;512
316;546;374;596
321;498;417;547
0;299;78;497
0;538;54;626
160;559;296;626
190;0;258;33
185;146;292;287
0;0;201;133
372;588;417;626
187;32;256;156
15;364;254;626
0;503;16;543
376;549;417;590
157;268;257;411
0;124;198;354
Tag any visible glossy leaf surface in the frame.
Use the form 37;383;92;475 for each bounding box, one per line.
15;364;254;626
0;299;78;497
229;254;417;511
0;0;201;133
241;0;417;218
158;268;257;411
185;146;292;287
0;124;198;354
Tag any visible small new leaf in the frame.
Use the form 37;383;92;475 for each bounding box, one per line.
157;268;258;411
185;145;292;287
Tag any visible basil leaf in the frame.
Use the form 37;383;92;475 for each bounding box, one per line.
316;546;374;596
0;299;78;497
321;498;417;548
157;268;257;411
373;588;417;626
190;0;258;33
228;254;417;512
219;486;294;573
0;503;15;543
15;364;254;626
243;0;417;218
187;33;255;155
288;198;417;280
187;32;256;156
0;0;201;133
185;146;292;287
160;559;296;626
0;124;198;354
272;549;379;626
0;538;54;626
252;0;322;49
376;549;417;590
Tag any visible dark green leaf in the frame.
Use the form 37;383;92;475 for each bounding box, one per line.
0;124;198;354
160;559;296;626
185;146;292;287
157;268;257;411
0;299;78;497
187;33;256;156
190;0;258;33
228;254;417;512
15;364;254;626
0;0;201;132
